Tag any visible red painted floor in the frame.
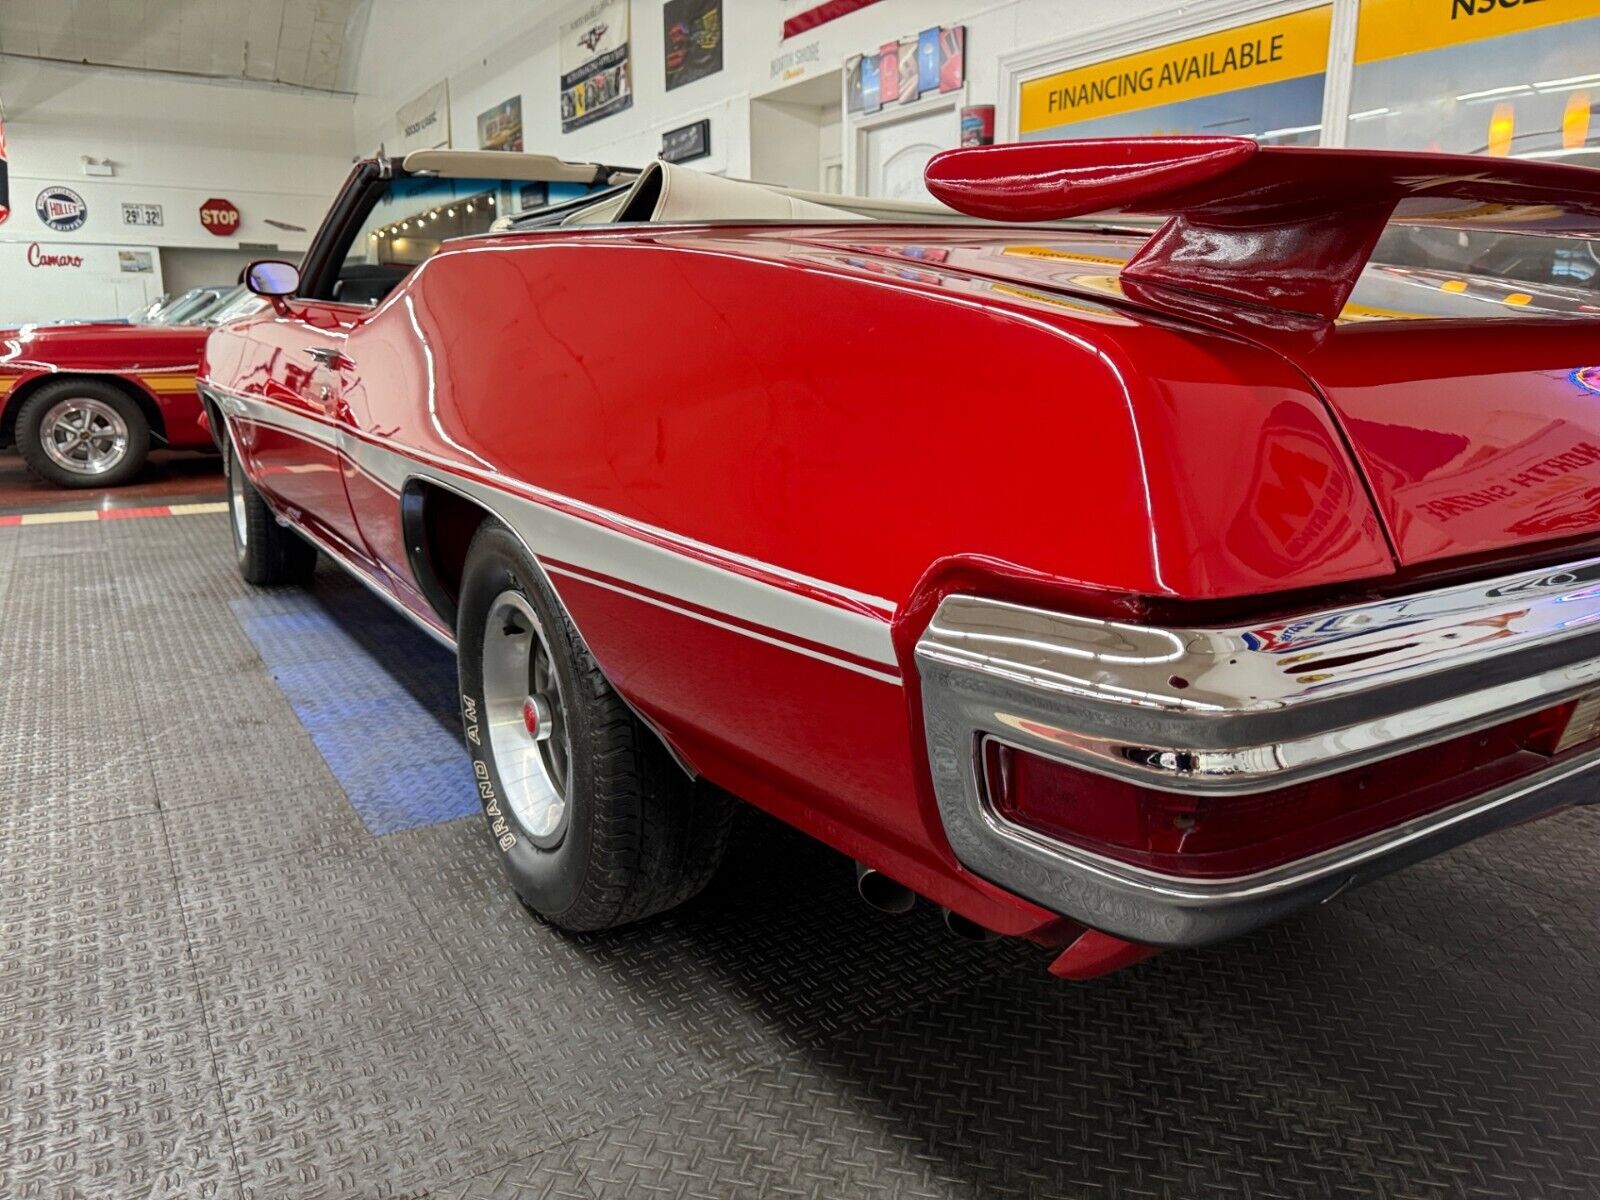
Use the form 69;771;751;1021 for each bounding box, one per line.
0;449;224;516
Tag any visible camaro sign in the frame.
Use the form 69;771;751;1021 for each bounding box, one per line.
199;197;240;236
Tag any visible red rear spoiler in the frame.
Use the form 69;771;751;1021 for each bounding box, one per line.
924;137;1600;321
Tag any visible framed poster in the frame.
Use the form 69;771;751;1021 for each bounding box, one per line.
661;118;711;163
561;1;633;132
845;55;864;113
478;96;524;151
664;0;722;91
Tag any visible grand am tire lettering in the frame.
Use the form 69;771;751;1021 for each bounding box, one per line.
462;693;518;852
456;521;732;930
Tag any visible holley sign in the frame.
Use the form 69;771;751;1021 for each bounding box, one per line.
199;197;240;236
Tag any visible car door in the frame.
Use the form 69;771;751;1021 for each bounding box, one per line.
227;295;367;560
226;163;399;564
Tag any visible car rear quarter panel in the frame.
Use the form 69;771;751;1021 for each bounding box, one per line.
322;228;1395;931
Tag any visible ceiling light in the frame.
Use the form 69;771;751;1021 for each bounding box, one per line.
1349;106;1390;122
447;207;456;217
1456;84;1532;102
1535;72;1600;92
466;203;474;213
486;195;495;205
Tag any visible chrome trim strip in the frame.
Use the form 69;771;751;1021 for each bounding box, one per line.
918;577;1600;792
916;580;1600;944
210;382;901;678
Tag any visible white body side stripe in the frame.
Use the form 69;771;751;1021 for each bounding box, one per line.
211;385;903;681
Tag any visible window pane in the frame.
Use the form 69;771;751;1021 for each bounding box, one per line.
1347;1;1600;162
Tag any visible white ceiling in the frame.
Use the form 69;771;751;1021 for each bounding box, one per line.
0;0;371;93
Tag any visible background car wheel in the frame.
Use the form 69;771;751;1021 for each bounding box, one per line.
456;520;734;931
226;438;317;585
14;379;151;488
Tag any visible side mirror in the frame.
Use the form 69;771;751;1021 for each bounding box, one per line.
244;260;300;298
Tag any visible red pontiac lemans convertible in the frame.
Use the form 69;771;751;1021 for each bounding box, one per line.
201;140;1600;979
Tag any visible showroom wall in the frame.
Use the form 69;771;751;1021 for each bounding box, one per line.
0;57;354;323
348;0;1182;185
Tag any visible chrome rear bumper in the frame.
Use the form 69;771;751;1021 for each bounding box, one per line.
915;559;1600;947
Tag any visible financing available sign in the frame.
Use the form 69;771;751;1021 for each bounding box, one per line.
1018;6;1331;141
560;0;633;132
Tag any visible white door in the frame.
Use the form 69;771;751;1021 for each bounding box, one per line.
859;104;959;201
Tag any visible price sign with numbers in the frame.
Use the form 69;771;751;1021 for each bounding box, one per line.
121;202;163;227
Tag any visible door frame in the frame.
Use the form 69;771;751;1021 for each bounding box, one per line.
844;84;967;198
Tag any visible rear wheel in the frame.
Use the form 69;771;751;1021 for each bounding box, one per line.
226;438;317;585
15;379;150;488
456;520;733;930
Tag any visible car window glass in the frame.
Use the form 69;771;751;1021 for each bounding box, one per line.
322;175;592;307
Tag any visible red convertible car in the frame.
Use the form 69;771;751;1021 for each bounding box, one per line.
201;140;1600;979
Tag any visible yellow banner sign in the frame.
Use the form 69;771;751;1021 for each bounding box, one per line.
1019;7;1332;136
1356;0;1600;64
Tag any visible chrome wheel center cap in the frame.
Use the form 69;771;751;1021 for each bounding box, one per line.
522;694;553;741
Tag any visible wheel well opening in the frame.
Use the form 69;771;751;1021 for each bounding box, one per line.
401;480;492;632
2;373;169;447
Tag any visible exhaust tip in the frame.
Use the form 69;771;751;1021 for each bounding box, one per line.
855;862;916;914
942;908;998;941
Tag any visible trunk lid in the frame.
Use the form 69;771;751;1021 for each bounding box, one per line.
1265;320;1600;568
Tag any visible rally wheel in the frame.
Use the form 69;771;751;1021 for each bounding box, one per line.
456;520;734;931
15;379;150;488
226;438;317;585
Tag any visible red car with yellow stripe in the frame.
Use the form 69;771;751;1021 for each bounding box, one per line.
0;321;213;487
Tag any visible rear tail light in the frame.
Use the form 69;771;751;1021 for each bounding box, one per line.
982;697;1594;879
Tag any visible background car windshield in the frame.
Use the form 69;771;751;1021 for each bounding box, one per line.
1370;225;1600;311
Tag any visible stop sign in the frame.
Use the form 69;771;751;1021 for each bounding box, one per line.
199;197;240;237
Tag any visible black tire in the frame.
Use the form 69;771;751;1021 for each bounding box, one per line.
456;520;733;931
14;378;151;488
226;437;317;585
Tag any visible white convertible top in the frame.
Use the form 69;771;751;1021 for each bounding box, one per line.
398;147;965;225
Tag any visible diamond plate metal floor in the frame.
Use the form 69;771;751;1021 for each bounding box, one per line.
1;511;1597;1200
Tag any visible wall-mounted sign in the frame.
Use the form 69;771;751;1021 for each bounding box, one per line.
770;39;821;82
122;202;163;227
561;0;633;133
665;0;722;91
478;95;524;152
199;197;240;237
848;26;964;114
36;186;87;232
961;105;996;146
396;80;451;154
27;242;84;268
1017;7;1331;142
661;118;712;163
118;249;154;274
